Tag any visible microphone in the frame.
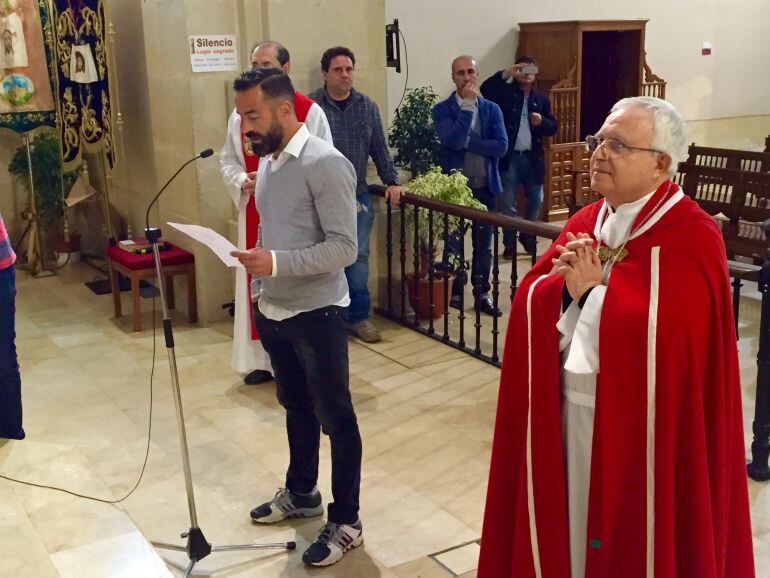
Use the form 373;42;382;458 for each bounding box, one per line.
144;149;214;237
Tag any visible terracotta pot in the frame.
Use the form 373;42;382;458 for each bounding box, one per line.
405;272;451;320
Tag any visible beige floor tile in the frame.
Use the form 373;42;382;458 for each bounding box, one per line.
391;556;453;578
50;531;172;578
433;542;480;575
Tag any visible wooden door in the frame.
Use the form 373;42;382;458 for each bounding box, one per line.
580;30;642;139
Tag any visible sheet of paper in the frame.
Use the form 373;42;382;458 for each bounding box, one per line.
167;222;243;268
64;176;96;207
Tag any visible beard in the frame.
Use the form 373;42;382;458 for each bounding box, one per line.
246;121;283;157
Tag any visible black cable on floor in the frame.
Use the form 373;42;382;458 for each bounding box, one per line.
0;297;158;504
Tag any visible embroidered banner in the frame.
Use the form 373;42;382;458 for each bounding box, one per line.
53;0;113;171
0;0;57;133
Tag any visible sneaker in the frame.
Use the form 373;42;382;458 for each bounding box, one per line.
250;488;323;524
302;520;363;567
349;320;381;343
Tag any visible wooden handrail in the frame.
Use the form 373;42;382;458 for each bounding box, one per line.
368;184;563;240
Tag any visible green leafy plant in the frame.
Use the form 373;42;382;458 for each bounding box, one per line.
8;131;79;226
388;87;442;177
404;167;487;270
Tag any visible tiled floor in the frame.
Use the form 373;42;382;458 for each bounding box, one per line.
0;260;768;577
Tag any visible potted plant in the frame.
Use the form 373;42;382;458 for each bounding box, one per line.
8;131;81;262
404;168;487;320
388;86;442;178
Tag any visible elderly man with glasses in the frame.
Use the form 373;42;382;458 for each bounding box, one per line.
479;97;755;578
220;41;332;387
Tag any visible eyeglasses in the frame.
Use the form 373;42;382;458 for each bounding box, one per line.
584;135;662;157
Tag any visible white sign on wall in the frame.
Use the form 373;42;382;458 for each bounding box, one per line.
189;35;238;73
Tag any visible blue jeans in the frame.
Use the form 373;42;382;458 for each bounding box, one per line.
345;194;375;325
498;153;544;246
444;186;497;298
0;266;24;440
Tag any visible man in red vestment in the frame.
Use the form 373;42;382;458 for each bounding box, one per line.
478;97;755;578
220;41;332;385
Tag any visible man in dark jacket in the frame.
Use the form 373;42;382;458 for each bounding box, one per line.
481;55;557;257
433;55;508;317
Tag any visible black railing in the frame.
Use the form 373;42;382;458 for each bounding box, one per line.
370;185;770;481
371;184;559;366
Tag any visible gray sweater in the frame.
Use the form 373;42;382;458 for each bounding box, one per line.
256;132;357;313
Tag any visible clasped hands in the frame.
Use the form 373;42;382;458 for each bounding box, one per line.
552;232;603;301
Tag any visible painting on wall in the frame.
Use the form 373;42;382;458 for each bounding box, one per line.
0;0;56;133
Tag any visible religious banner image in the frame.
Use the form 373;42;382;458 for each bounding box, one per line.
53;0;113;171
0;0;56;133
68;42;96;83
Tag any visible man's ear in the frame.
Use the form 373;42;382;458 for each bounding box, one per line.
656;152;672;178
282;62;291;74
277;99;293;119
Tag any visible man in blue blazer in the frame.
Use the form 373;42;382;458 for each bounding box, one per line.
433;55;508;317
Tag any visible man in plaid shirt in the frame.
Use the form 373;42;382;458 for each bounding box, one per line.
312;46;403;343
0;210;24;440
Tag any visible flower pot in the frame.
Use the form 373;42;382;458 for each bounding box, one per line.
405;272;451;321
55;232;81;254
54;232;81;267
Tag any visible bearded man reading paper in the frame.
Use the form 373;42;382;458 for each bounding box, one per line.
478;97;755;578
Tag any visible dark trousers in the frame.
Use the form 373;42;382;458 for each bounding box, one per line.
0;266;24;440
444;186;497;298
253;304;361;525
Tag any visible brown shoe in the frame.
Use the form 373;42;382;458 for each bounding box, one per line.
349;320;382;343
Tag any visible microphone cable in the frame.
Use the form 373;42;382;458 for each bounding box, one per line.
0;298;158;504
0;148;214;504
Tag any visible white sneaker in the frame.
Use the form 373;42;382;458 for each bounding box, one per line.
301;520;363;566
249;488;323;524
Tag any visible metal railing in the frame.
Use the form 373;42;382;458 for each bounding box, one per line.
370;184;770;481
371;185;560;366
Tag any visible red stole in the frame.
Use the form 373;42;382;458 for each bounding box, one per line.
242;91;315;339
477;182;755;577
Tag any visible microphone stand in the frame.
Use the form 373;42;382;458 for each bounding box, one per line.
144;151;295;577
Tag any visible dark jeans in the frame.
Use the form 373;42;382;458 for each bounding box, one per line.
253;304;361;525
498;152;544;246
444;186;497;298
0;266;24;440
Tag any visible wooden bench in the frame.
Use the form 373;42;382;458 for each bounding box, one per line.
686;143;770;174
107;243;198;331
675;163;770;263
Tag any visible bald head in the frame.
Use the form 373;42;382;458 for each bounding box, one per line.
451;55;476;75
451;55;478;96
251;41;291;73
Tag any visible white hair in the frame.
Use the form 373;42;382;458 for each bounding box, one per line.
610;96;688;178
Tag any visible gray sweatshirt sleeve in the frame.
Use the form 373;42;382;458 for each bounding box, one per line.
272;153;358;276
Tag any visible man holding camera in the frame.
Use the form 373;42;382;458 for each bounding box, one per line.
481;55;557;257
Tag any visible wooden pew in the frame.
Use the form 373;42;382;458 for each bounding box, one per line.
686;143;770;174
675;163;770;263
